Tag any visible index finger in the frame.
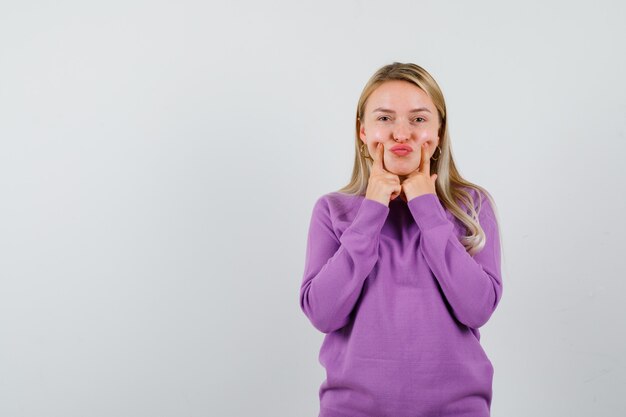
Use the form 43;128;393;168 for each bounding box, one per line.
420;143;431;174
372;142;386;171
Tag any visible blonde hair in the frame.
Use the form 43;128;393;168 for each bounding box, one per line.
338;62;501;257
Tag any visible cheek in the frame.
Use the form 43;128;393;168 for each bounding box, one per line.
367;127;387;140
368;142;382;157
418;129;440;148
367;134;385;151
417;128;437;139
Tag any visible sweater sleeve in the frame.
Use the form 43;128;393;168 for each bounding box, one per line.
300;196;389;334
407;192;503;329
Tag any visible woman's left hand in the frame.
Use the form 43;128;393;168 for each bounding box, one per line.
401;143;438;202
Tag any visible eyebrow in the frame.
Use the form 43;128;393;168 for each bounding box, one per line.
372;107;432;114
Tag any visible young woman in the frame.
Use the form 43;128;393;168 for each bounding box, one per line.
300;62;504;417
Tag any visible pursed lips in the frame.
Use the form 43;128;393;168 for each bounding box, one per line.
390;145;413;152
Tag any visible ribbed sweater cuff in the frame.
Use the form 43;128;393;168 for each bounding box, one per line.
407;193;450;230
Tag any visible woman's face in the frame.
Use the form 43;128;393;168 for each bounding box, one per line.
360;80;441;178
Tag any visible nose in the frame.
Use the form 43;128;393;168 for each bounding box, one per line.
392;120;411;142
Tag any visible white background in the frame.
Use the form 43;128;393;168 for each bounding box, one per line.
1;1;625;416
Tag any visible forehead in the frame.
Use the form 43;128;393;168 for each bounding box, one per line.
365;80;434;111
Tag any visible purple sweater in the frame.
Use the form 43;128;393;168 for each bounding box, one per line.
300;190;503;417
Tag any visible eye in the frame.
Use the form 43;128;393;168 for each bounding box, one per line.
377;116;391;121
414;117;426;122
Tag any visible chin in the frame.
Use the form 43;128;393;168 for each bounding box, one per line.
389;164;419;176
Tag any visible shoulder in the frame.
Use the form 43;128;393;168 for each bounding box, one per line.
312;191;365;220
457;186;498;223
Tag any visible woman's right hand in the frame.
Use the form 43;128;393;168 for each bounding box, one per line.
365;142;402;206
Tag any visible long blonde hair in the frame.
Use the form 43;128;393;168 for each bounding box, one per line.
338;62;501;257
